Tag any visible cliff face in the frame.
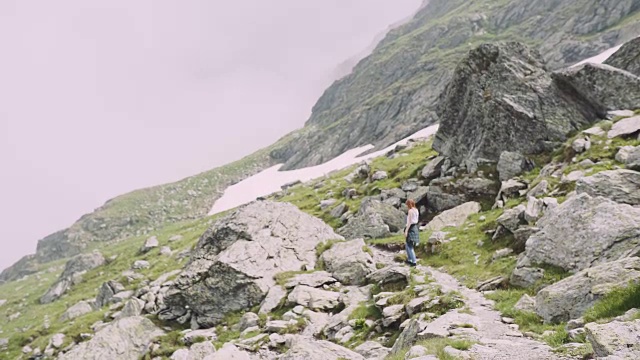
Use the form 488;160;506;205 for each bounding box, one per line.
271;0;640;170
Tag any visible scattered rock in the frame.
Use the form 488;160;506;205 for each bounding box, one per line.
287;285;341;311
497;151;532;181
390;319;422;355
492;248;514;261
366;266;410;289
61;300;94;321
237;312;260;332
561;170;585;183
571;137;591;153
354;341;390;359
585;319;640;359
421;156;445;181
536;257;640;323
140;236;159;253
320;199;337;210
576;169;640;205
116;298;145;319
41;252;106;304
514;294;536;312
330;203;349;218
206;343;251;360
523;196;544;223
169;235;183;242
402;180;420;192
58;317;163;360
320;239;375;285
382;305;405;327
338;198;405;239
372;171;388;181
279;336;365;360
132;260;150;270
510;267;544;288
406;345;429;359
426;202;481;232
527;180;548;198
182;328;217;345
259;285;287;315
477;276;508;291
284;271;337;289
49;333;65;349
583;125;606;137
525;193;640;272
608;115;640;139
160;246;172;256
496;205;525;232
162;201;342;328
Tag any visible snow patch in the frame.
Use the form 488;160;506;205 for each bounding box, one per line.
209;124;439;215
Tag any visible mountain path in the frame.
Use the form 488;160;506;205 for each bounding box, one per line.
370;247;575;360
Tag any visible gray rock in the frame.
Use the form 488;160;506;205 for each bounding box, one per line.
169;235;183;242
585;319;640;359
390;319;422;355
608;115;640;139
259;285;287;314
237;312;260;332
497;151;531;181
512;226;539;253
402;180;420;192
112;290;134;303
330;203;349;219
424;186;468;213
426;202;481;232
162;201;342;327
514;294;536;312
320;199;337;210
182;328;217;345
605;37;640;76
50;333;65;349
553;63;640;113
571;137;591;153
160;246;172;256
372;171;388;181
41;252;105;304
524;193;640;272
115;298;145;319
628;147;640;171
583;125;606;137
61;300;94;321
265;320;293;333
536;257;640;323
523;196;544;223
140;236;159;253
382;304;405;327
320;239;375;285
433;42;600;169
509;267;544;288
287;285;341;311
338;198;405;240
561;170;585;183
58;316;164;360
527;180;549;198
132;260;150;270
354;341;390;359
171;341;217;360
421;156;445;181
576;169;640;205
366;266;410;289
499;180;528;199
205;343;251;360
496;205;525;232
492;248;514;261
615;145;637;163
279;336;364;360
284;271;337;289
407;186;430;204
406;345;429;359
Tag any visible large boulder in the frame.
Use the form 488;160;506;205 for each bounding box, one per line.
162;201;342;327
58;316;164;360
421;156;445;181
553;63;640;112
433;42;599;169
426;202;481;232
320;239;375;285
338;198;405;240
585;319;640;359
279;336;365;360
60;300;94;321
608;115;640;139
535;257;640;323
41;251;105;304
576;169;640;206
604;36;640;76
524;193;640;272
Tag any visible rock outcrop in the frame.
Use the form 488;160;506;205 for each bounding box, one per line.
319;239;375;285
585;319;640;359
58;316;163;360
338;198;405;240
161;201;342;327
524;193;640;272
433;42;600;169
604;36;640;76
576;169;640;205
535;257;640;323
41;252;105;304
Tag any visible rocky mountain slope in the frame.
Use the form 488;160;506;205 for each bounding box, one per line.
270;0;640;170
2;40;640;360
5;0;640;285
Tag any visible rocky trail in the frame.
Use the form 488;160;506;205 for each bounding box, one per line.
371;247;571;360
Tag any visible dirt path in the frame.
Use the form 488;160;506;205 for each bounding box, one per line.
370;247;573;359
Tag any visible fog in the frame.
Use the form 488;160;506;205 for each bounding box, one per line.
0;1;421;271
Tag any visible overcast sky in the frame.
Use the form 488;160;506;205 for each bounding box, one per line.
0;1;421;271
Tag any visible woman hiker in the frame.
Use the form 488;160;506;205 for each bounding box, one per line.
404;199;420;267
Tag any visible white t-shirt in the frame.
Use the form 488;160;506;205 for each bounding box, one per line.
407;208;419;227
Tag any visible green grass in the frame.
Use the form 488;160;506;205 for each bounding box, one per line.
348;302;384;321
583;282;640;323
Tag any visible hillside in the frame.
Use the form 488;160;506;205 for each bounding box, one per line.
271;0;640;170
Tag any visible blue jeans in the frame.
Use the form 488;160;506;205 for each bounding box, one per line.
406;239;417;265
